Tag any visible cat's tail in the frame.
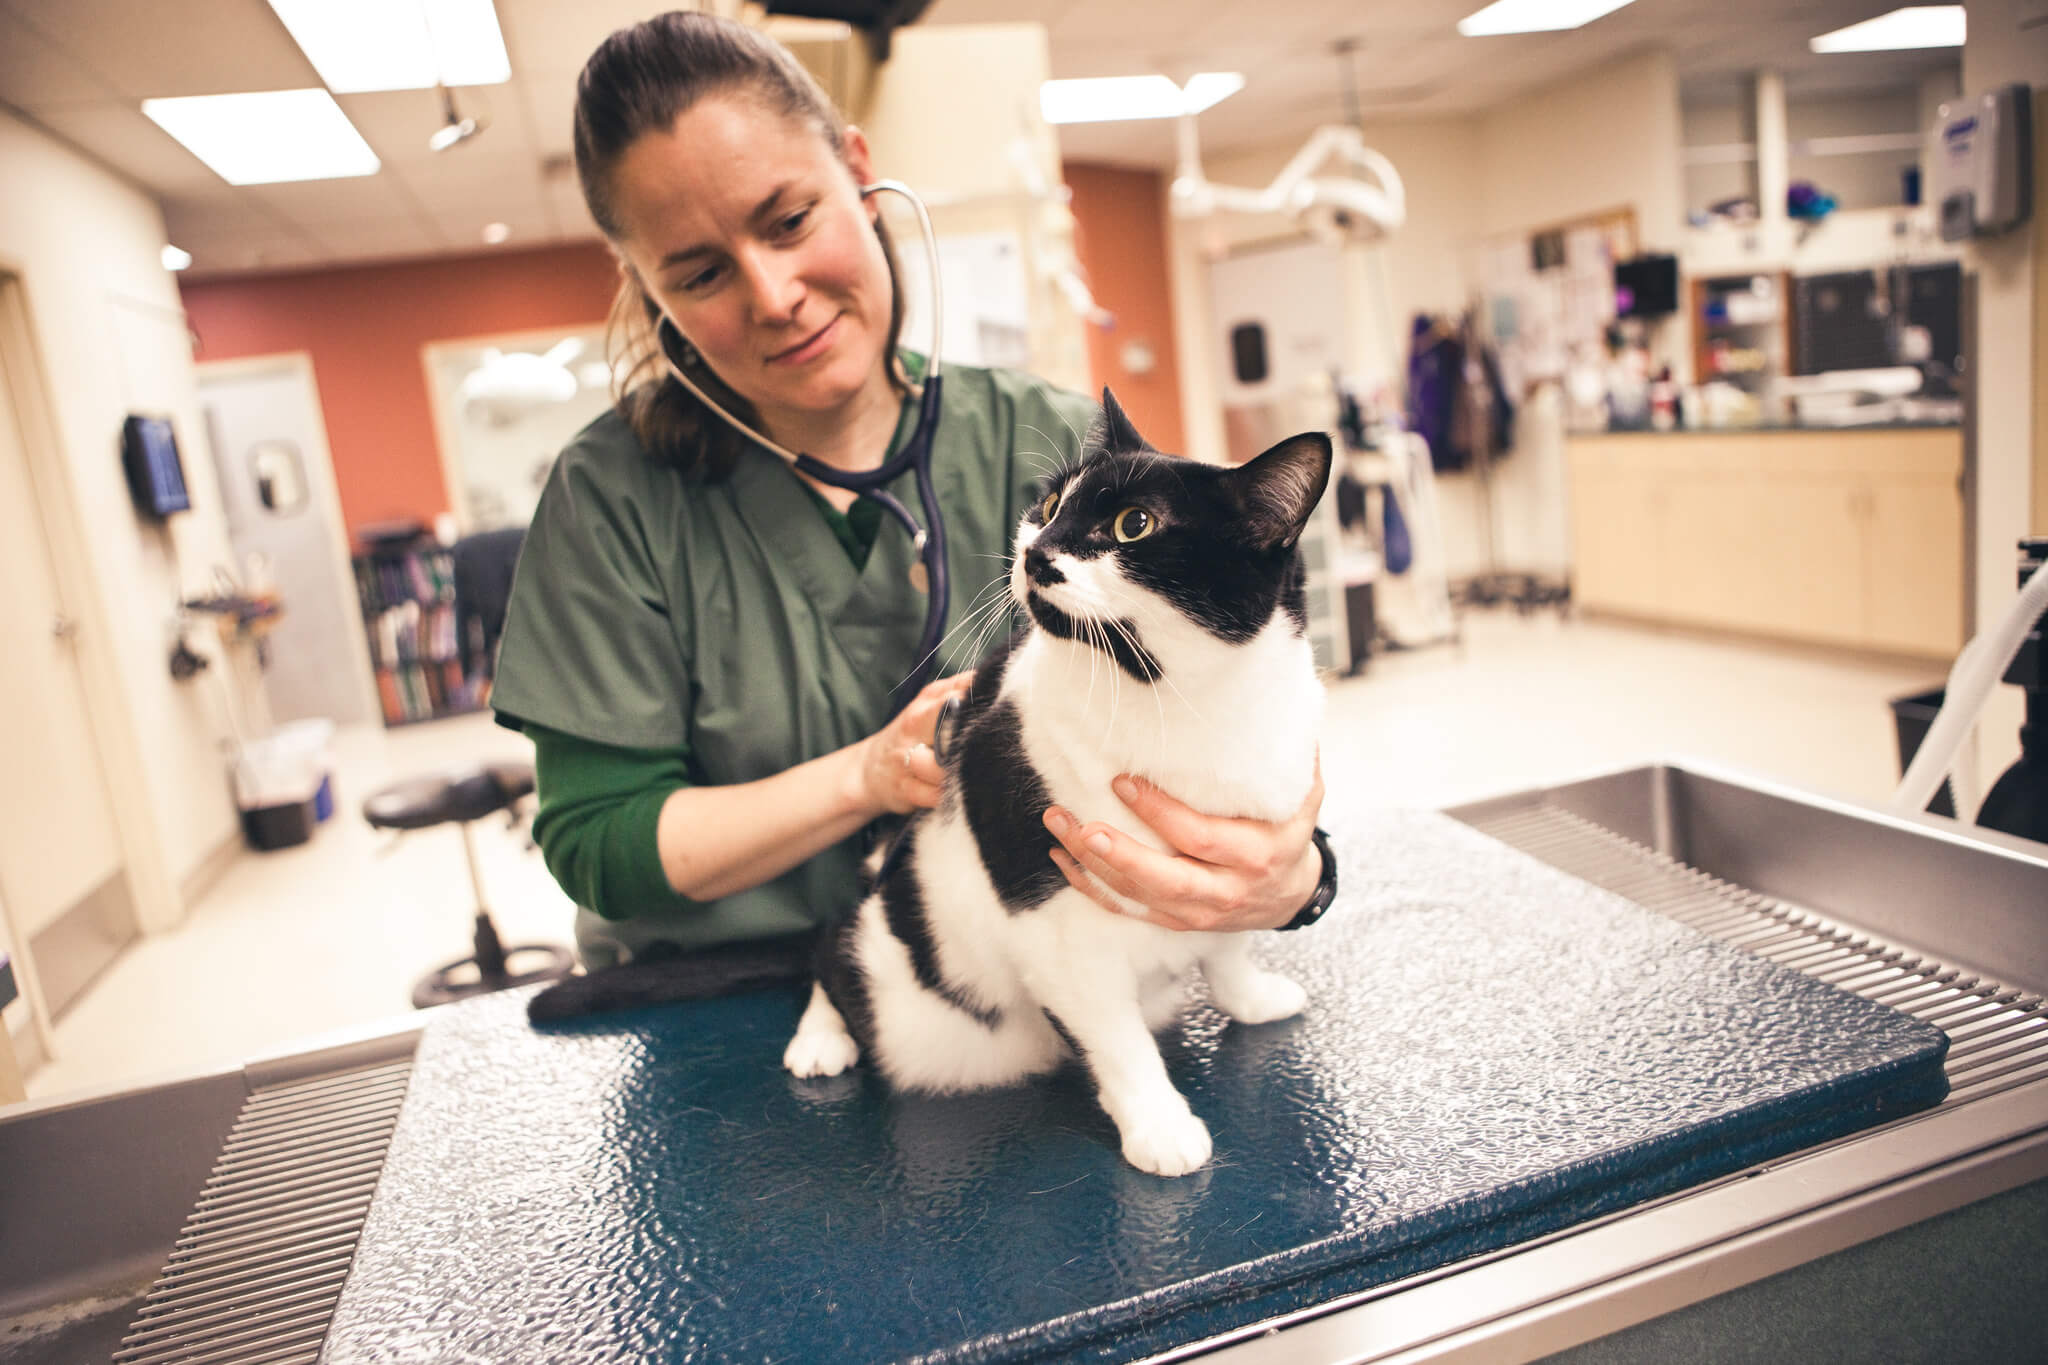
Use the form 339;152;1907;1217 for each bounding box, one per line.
526;931;817;1025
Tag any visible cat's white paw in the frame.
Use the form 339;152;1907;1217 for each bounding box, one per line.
1119;1110;1213;1177
783;1027;859;1079
1214;970;1307;1025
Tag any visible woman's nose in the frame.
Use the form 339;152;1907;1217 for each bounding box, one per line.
739;248;804;322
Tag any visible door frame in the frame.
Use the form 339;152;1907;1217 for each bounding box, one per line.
421;321;609;537
0;265;179;1064
196;351;382;730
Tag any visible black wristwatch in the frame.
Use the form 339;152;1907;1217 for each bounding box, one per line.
1279;827;1337;931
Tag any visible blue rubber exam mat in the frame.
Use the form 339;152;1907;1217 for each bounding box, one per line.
321;810;1948;1364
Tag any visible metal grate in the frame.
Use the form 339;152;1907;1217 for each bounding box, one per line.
111;1056;413;1365
1460;804;2048;1110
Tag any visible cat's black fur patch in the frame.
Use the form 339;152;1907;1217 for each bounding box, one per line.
815;913;876;1051
1042;1008;1085;1060
957;697;1066;914
1023;591;1161;682
1020;411;1331;650
879;836;1003;1029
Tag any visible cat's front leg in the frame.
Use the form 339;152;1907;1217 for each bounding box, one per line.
783;981;860;1078
1033;969;1211;1177
1202;937;1307;1025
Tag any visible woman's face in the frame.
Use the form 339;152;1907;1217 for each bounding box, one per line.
610;92;892;430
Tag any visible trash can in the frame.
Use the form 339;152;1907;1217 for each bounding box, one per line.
1889;688;1957;818
232;721;334;851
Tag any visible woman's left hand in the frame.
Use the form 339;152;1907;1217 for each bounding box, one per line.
1043;758;1325;932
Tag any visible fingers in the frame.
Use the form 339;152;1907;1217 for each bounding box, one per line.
1044;806;1221;930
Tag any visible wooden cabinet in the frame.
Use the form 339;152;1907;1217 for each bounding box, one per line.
1567;428;1963;659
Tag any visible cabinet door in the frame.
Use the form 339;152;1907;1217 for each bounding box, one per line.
1570;462;1662;615
1658;472;1761;631
1750;477;1868;647
1863;475;1964;657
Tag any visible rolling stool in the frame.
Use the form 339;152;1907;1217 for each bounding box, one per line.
362;760;575;1008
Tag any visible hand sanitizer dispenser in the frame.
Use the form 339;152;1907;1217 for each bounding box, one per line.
1929;82;2034;242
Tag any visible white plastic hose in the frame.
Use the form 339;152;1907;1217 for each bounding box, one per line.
1892;557;2048;817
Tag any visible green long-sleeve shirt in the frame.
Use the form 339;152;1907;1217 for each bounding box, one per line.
494;358;1096;965
529;490;881;922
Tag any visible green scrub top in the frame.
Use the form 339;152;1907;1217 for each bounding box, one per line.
492;358;1096;966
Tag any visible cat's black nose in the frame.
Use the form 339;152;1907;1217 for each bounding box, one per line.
1023;545;1065;586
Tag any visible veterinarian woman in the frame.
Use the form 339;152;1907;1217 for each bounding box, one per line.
491;11;1327;969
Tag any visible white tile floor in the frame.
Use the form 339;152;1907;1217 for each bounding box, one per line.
22;609;1940;1104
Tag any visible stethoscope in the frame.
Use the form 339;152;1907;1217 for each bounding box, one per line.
653;179;949;718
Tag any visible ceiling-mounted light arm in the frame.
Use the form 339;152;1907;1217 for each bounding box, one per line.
1171;118;1407;244
429;82;483;152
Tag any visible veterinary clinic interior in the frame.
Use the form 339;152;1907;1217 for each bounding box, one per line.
3;0;2046;1359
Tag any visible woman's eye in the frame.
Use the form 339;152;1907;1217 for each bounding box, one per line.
1041;491;1060;521
679;263;724;293
1113;507;1154;543
775;207;812;237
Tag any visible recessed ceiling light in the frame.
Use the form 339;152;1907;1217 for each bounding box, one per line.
1457;0;1639;36
142;90;380;185
481;222;511;244
1809;6;1964;53
265;0;510;93
1039;73;1245;125
161;244;193;271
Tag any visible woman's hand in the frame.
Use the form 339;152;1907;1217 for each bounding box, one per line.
1043;759;1325;932
851;672;975;816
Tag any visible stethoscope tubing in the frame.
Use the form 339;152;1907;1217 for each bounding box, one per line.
653;179;952;716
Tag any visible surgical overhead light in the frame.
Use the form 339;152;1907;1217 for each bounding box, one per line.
1809;6;1964;53
1039;73;1243;125
1170;117;1405;247
266;0;510;93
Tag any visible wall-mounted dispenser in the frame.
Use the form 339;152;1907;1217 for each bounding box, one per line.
1928;82;2034;242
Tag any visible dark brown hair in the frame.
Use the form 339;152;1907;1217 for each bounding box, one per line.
573;11;907;479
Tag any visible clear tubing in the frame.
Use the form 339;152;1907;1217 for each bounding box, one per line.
1892;558;2048;817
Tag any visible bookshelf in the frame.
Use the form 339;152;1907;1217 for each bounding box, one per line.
352;534;480;726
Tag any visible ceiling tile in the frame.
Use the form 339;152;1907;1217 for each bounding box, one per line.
0;6;120;107
494;0;672;75
7;0;319;100
26;101;223;194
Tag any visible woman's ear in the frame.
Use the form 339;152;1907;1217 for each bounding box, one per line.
842;125;877;201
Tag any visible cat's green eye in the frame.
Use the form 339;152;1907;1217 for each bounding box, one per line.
1113;507;1155;543
1041;490;1060;521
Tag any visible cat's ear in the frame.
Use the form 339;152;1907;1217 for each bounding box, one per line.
1096;387;1149;453
1226;431;1333;550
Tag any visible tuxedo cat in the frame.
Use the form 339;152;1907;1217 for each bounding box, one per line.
785;392;1331;1177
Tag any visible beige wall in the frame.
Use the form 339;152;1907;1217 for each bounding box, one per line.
861;23;1089;396
1963;0;2048;794
0;109;252;932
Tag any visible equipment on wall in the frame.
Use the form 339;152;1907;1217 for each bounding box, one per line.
1928;82;2033;242
121;413;193;519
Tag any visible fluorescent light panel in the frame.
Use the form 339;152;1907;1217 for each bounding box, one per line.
1458;0;1638;36
1040;73;1244;124
266;0;510;92
1809;6;1963;53
143;90;381;185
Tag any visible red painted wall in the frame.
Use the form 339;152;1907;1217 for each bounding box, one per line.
179;243;618;541
1062;162;1187;456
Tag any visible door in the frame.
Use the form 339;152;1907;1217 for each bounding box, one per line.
199;358;378;727
0;277;135;1020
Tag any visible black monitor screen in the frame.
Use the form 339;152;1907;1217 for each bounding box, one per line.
1614;254;1680;317
122;414;191;518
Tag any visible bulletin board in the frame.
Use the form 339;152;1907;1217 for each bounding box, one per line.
1477;205;1637;396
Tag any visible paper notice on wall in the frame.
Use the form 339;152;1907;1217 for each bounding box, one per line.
895;231;1031;370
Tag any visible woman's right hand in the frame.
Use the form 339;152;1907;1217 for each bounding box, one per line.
852;672;974;816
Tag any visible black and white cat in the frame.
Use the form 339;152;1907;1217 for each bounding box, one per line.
784;392;1332;1178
